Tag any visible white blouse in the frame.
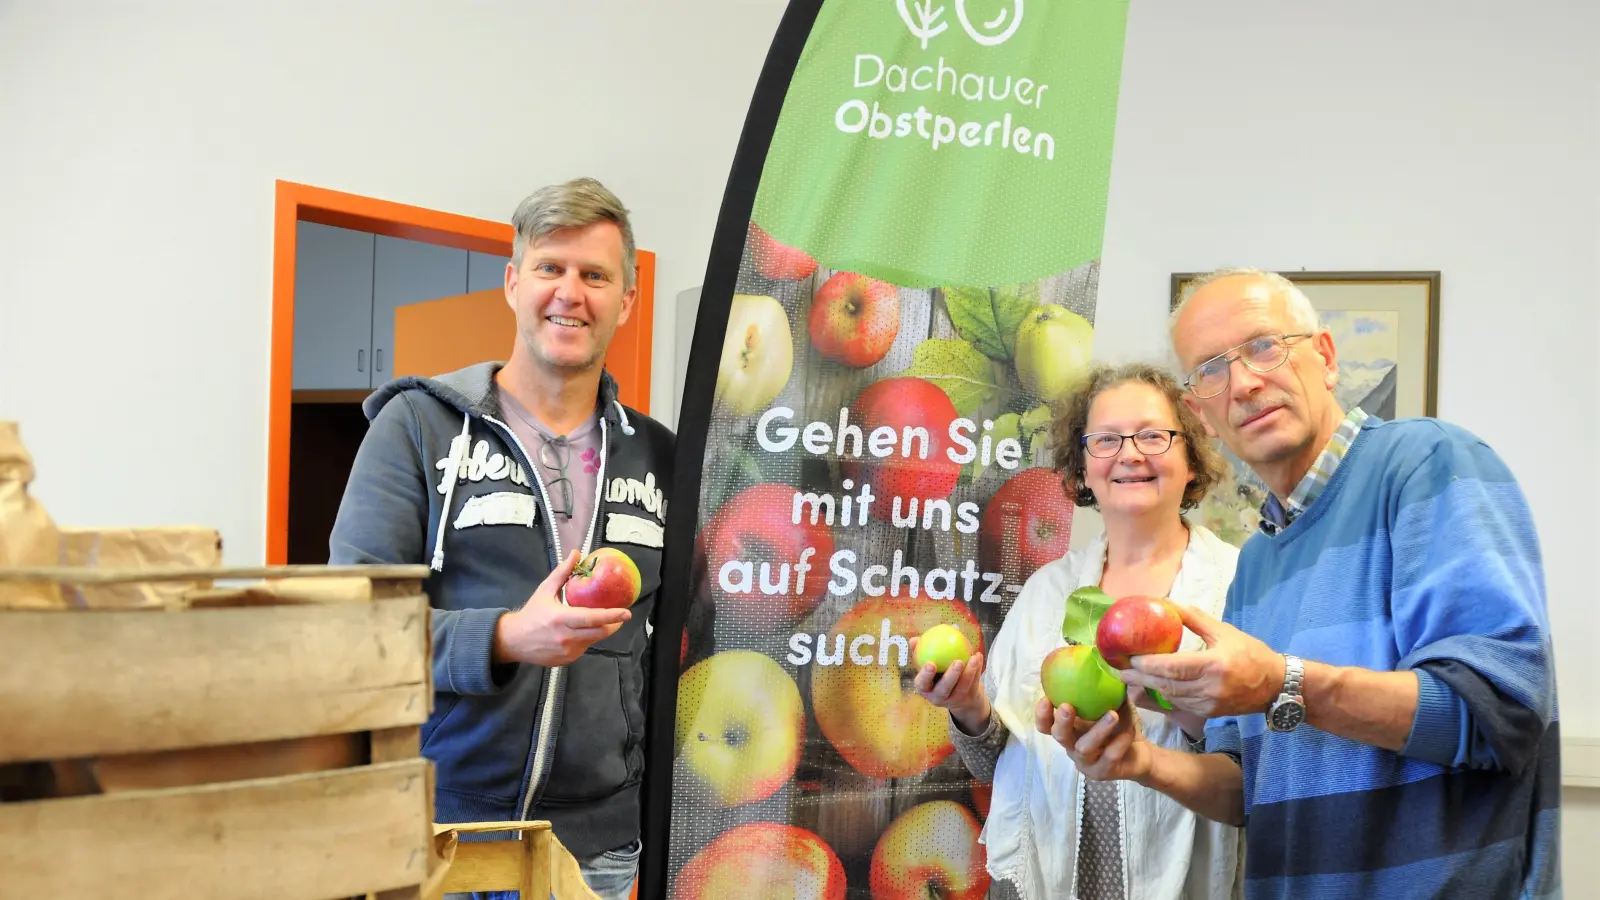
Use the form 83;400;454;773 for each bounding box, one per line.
976;524;1246;900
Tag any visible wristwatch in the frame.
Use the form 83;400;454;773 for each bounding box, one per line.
1266;654;1306;733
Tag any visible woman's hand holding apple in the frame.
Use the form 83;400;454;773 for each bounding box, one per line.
1035;696;1153;784
909;636;992;737
493;549;633;667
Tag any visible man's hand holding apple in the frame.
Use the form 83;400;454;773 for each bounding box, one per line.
1035;696;1153;784
493;549;633;667
1116;604;1284;719
909;636;991;737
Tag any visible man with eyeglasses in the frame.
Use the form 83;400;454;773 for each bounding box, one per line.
328;178;674;900
1055;267;1560;900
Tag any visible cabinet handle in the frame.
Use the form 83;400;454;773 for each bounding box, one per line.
357;349;365;372
376;348;384;372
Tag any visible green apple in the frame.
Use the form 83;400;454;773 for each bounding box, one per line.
715;293;794;416
1039;643;1126;722
912;623;973;674
676;650;804;807
1013;304;1094;404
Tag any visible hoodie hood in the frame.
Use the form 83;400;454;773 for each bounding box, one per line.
363;361;636;435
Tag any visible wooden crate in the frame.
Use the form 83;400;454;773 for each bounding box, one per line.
0;563;442;900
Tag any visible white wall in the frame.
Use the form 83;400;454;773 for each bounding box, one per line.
1092;0;1600;889
0;0;786;560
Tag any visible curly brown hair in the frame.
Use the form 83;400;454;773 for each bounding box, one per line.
1050;362;1223;512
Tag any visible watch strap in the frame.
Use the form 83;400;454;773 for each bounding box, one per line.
1282;654;1304;699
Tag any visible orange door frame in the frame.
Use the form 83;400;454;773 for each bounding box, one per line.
266;180;654;565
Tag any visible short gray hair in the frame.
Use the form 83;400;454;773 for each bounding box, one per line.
1169;267;1321;342
510;177;637;293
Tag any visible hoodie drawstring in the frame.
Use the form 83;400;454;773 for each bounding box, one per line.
612;399;635;435
432;413;472;572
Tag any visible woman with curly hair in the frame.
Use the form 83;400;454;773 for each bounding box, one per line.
913;361;1245;900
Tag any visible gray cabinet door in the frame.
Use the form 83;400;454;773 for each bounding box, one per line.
292;221;376;391
468;251;511;294
371;236;469;383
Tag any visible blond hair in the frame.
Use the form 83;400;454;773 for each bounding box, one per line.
510;177;637;292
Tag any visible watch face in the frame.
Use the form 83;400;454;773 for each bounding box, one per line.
1270;700;1305;732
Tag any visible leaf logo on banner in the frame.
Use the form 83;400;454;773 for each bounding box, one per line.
898;338;997;417
896;0;949;50
956;0;1025;46
943;283;1039;362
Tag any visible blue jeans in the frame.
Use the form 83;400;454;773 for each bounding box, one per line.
450;836;640;900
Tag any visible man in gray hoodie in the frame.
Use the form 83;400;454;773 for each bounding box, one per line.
328;177;675;900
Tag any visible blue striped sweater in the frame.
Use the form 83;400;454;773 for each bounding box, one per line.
1205;415;1562;900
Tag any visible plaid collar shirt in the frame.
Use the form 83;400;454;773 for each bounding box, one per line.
1259;407;1371;536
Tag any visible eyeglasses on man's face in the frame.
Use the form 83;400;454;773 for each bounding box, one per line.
1183;332;1312;399
1081;429;1182;459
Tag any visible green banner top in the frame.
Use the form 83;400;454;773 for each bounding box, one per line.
752;0;1130;290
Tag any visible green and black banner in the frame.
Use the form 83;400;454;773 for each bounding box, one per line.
643;2;1130;896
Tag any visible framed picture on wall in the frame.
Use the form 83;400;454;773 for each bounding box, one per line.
1168;270;1442;547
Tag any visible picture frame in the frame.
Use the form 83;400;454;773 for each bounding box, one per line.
1168;270;1442;547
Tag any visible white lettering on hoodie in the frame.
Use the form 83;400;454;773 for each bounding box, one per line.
436;436;530;495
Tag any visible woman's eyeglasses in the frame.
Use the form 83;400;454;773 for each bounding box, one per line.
1081;429;1182;458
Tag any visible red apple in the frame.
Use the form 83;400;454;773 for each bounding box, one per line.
563;547;641;609
1095;594;1184;669
671;823;846;900
700;482;836;630
840;377;962;522
811;595;982;780
1040;643;1127;722
869;800;990;900
809;271;900;368
978;466;1075;588
747;220;819;281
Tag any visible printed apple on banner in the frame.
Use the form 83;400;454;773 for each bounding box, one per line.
808;596;984;781
810;272;902;368
869;801;990;900
671;822;846;900
747;220;819;282
979;465;1075;588
715;292;794;416
676;649;804;808
699;481;836;631
840;377;962;521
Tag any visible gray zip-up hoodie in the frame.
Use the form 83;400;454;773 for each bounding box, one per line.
328;361;673;857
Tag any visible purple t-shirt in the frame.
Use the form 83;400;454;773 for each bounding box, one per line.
496;387;602;560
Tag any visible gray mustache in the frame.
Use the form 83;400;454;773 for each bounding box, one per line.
1233;397;1291;426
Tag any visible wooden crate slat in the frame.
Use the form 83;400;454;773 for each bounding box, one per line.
0;563;431;586
0;595;430;762
0;759;433;900
371;726;423;763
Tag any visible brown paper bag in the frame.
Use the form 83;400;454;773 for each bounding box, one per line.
57;525;223;607
0;421;63;608
427;821;603;900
